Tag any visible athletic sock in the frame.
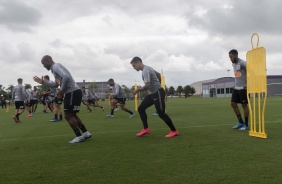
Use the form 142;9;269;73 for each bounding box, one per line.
245;117;249;127
237;115;244;124
79;124;87;133
74;129;82;137
111;109;114;115
54;114;58;120
59;114;63;120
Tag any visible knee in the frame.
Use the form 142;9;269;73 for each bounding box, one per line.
138;106;145;113
231;102;237;108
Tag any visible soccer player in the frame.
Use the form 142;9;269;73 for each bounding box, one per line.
25;85;33;117
1;95;7;109
131;56;178;138
43;75;63;122
33;55;91;144
106;78;135;118
11;78;27;123
30;86;40;114
82;86;104;112
229;49;249;130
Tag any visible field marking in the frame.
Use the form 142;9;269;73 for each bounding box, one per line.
0;121;281;142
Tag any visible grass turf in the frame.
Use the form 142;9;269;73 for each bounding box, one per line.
0;97;282;184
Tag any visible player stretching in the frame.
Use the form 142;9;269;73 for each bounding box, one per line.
106;78;135;118
82;86;104;112
131;57;178;138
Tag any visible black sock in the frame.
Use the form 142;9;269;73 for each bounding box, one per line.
54;114;58;120
79;124;87;133
111;109;114;115
29;111;31;114
60;114;63;120
245;117;249;127
74;129;82;137
237;115;244;124
16;113;20;119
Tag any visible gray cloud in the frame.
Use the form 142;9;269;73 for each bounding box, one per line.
0;0;41;32
186;0;282;36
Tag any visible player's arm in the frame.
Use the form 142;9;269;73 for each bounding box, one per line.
133;82;150;95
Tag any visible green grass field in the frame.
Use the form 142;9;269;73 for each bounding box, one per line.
1;97;282;184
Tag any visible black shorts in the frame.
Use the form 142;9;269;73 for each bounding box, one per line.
87;99;95;104
114;98;126;105
54;97;63;105
30;99;38;105
15;101;25;109
64;89;82;112
231;89;248;104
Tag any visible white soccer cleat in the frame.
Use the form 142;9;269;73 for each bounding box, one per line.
83;131;92;140
68;136;85;144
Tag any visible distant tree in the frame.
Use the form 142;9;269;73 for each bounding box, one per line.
183;85;191;97
122;85;131;93
168;86;175;96
25;84;32;89
176;86;183;97
190;87;196;96
5;84;14;100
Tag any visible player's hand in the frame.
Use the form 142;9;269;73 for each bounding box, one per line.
133;89;139;95
33;76;43;84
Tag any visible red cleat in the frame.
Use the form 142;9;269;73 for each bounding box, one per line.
165;130;179;138
136;128;150;137
12;116;20;123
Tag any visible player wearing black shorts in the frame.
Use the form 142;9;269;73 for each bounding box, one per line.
107;79;134;118
30;86;39;114
11;78;27;123
229;49;249;130
34;55;91;144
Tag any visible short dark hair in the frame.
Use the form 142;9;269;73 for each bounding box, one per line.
229;49;238;55
108;78;114;82
130;56;142;64
44;75;50;80
41;55;52;62
17;78;22;83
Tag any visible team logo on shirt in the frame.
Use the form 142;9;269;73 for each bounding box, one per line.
234;71;241;77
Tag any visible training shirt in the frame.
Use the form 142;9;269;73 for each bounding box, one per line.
12;84;27;102
142;65;161;94
110;83;127;98
26;89;32;101
232;58;247;89
83;89;94;100
43;63;79;94
31;90;40;100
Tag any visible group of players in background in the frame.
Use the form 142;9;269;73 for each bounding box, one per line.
8;49;246;144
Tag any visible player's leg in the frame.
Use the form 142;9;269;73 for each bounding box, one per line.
231;89;245;129
64;89;90;144
153;88;178;137
119;99;134;118
239;89;249;130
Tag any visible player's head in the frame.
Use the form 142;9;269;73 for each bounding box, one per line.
229;49;238;63
17;78;23;84
130;56;144;71
33;86;37;90
41;55;54;71
43;75;50;82
108;78;114;86
81;86;86;91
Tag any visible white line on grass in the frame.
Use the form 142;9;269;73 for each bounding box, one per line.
0;121;281;142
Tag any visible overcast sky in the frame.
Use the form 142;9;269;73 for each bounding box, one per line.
1;0;282;89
